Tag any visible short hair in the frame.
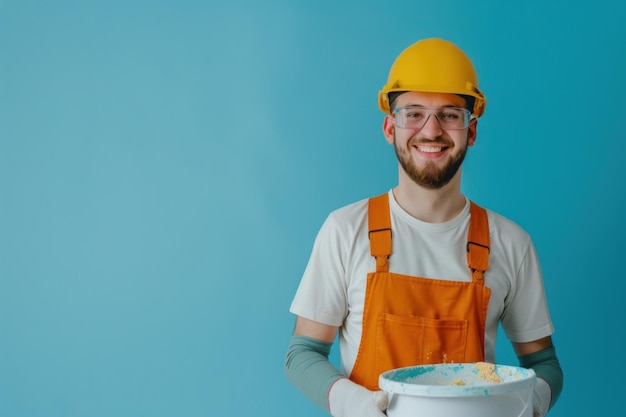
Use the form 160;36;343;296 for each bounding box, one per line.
388;91;475;114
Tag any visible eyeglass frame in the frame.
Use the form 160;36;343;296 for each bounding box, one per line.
391;106;474;130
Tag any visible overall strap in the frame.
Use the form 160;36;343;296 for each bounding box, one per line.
368;193;392;273
467;201;490;282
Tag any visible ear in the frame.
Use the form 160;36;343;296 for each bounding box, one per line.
467;118;478;147
382;115;395;144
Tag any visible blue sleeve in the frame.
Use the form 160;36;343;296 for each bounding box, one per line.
518;346;564;410
284;335;345;411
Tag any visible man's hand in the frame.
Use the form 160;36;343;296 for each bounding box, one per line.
533;378;551;417
328;378;388;417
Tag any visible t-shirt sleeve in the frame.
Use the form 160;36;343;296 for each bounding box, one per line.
501;238;555;343
290;213;349;327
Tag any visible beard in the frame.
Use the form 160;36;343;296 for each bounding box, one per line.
394;135;468;189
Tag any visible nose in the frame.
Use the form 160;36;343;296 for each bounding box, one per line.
419;113;443;137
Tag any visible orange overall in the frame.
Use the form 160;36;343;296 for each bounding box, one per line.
349;193;492;390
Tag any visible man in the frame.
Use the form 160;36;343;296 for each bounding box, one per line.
284;38;563;417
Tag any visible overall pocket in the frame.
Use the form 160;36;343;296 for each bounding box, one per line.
375;312;469;374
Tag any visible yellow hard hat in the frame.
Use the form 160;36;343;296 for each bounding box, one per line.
378;38;487;117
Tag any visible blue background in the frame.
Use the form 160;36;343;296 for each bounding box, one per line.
1;1;625;416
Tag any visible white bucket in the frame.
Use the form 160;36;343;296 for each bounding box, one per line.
379;363;536;417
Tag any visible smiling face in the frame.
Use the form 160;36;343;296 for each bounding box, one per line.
383;91;477;190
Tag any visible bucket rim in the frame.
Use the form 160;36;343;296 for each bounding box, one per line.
379;363;536;398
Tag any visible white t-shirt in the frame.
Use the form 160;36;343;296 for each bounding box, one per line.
290;190;554;376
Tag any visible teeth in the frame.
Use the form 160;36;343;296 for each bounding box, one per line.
417;147;443;153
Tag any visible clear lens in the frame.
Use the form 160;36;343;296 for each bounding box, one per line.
393;106;471;130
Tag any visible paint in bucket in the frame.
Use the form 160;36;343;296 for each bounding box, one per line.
379;363;536;417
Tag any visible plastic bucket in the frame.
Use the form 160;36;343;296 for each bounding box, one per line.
379;363;536;417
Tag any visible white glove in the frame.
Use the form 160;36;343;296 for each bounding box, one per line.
532;378;551;417
328;378;388;417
